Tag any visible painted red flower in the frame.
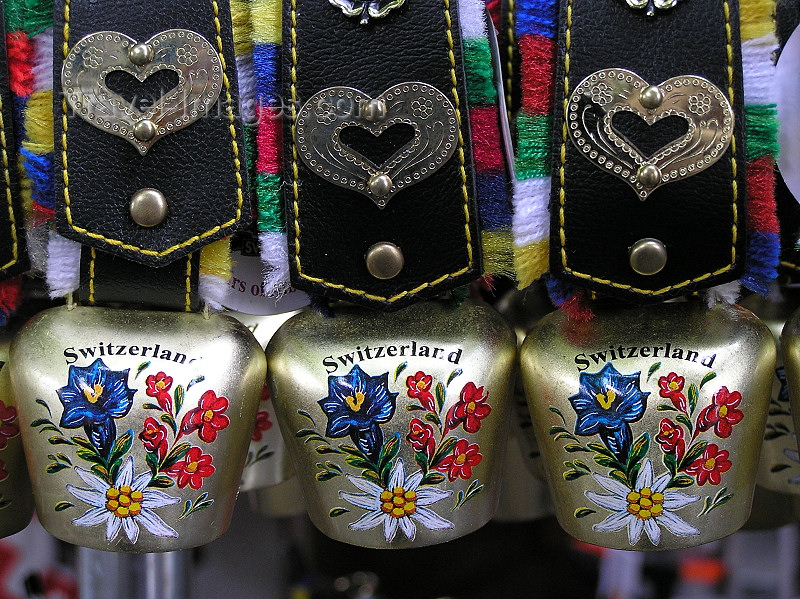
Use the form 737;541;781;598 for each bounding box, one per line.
406;418;436;460
139;417;169;461
658;372;687;412
684;443;732;486
445;382;491;433
655;419;686;460
406;371;435;412
180;390;230;443
0;459;7;482
165;446;215;490
435;439;483;481
696;386;744;439
251;411;273;442
145;372;174;413
0;400;18;450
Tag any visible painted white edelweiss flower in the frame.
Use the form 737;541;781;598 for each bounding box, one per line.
339;458;454;542
585;458;700;546
67;456;180;544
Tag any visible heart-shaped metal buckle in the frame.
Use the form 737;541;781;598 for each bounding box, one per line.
295;82;459;209
567;69;734;200
62;29;223;155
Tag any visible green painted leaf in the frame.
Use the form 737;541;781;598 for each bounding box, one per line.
109;458;123;481
563;470;587;481
587;442;617;459
362;470;383;485
345;455;373;469
406;405;427;411
160;414;177;434
447;369;463;387
609;470;628;485
394;361;408;381
38;425;62;435
688;384;699;415
315;446;342;455
30;418;54;428
56;453;72;465
666;474;694;488
648;362;661;380
627;434;650;468
76;448;104;464
770;463;791;473
379;434;401;470
35;399;52;416
681;441;708;469
162;443;191;469
572;460;591;471
174;385;185;415
316;470;339;482
187;376;205;391
422;472;445;485
303;434;328;445
136;361;151;378
415;452;429;473
109;431;133;464
435;382;446;413
297;410;316;426
431;437;458;467
142;403;163;411
90;464;110;481
148;475;175;489
145;452;160;475
657;405;679;412
554;433;577;442
48;436;73;446
46;463;69;474
700;372;717;390
549;406;566;424
54;502;75;512
329;507;350;518
765;429;789;440
564;444;590;453
296;429;318;438
325;461;343;473
71;436;94;450
574;508;596;519
424;412;442;427
338;444;362;456
549;426;568;436
594;455;616;468
676;414;693;433
663;453;678;477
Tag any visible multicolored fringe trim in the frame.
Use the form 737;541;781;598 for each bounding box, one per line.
253;0;514;297
509;0;556;291
510;0;780;312
8;0;237;307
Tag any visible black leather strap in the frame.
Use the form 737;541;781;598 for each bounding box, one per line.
550;0;747;302
53;0;250;268
283;0;481;311
0;4;29;280
78;247;200;312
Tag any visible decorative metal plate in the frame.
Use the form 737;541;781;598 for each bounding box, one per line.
329;0;406;24
295;82;459;209
567;68;733;200
62;29;223;155
625;0;680;17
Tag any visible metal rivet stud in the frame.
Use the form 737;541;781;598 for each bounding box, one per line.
629;238;667;276
130;189;168;227
362;99;387;123
129;43;153;67
369;173;393;198
639;85;663;109
637;164;662;189
133;119;157;142
365;242;404;280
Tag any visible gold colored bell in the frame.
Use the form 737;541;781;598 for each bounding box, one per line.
778;303;800;485
740;292;800;496
10;306;266;552
0;341;34;538
230;310;302;492
520;301;775;551
266;299;516;548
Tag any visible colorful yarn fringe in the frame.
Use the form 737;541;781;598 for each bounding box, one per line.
510;0;556;291
9;1;239;306
510;0;780;309
253;0;514;295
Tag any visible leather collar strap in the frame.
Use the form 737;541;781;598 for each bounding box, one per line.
53;0;249;309
0;3;28;281
283;0;481;311
550;0;747;303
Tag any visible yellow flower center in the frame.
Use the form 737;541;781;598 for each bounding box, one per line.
202;409;215;422
83;383;104;404
466;402;476;414
705;458;716;470
105;485;142;519
626;487;665;520
718;405;728;418
416;380;427;391
379;487;417;519
186;461;199;473
668;381;680;391
346;391;366;412
596;389;617;410
455;454;467;466
156;380;167;391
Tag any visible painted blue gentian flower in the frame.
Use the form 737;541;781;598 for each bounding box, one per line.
57;359;136;459
568;363;649;462
318;364;398;461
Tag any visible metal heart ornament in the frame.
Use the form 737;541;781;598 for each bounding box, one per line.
329;0;406;24
295;82;458;208
568;69;734;199
62;29;223;155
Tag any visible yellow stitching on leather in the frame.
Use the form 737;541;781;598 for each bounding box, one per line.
0;91;19;272
291;0;476;303
61;0;244;259
505;0;515;122
185;255;193;312
557;0;738;297
88;247;96;304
